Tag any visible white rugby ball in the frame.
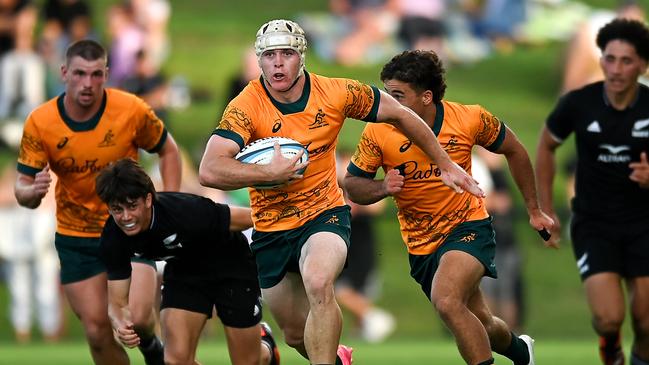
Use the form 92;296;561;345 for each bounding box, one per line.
235;137;308;189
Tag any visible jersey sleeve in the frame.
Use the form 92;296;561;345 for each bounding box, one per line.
16;115;48;176
212;90;256;150
132;97;168;153
210;202;232;237
99;219;133;281
545;93;575;142
347;124;384;178
474;106;506;152
338;79;380;123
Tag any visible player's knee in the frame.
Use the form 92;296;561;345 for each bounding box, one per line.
282;327;305;350
164;348;195;365
81;317;113;345
432;295;463;321
131;314;156;335
303;275;335;303
84;326;117;351
592;314;624;334
630;311;649;337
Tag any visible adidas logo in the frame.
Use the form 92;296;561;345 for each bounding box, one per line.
587;121;601;133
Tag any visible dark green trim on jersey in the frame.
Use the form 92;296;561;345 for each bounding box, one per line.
17;162;41;177
57;91;108;132
485;121;506;152
147;129;168;153
364;86;380;123
347;162;377;179
261;72;311;115
432;102;444;135
212;129;245;150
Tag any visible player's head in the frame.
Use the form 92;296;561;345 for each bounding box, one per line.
380;50;446;117
65;39;108;66
255;19;307;90
596;19;649;92
597;18;649;62
62;39;109;109
381;50;447;104
96;158;157;236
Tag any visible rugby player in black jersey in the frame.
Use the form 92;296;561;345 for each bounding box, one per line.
537;18;649;365
96;158;280;365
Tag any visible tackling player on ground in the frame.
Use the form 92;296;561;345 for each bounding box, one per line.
97;158;280;365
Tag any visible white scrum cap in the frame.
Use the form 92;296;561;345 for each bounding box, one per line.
255;19;307;70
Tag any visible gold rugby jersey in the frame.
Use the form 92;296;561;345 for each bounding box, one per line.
18;89;168;237
214;72;380;231
349;100;505;255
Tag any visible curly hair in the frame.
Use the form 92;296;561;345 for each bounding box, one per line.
596;18;649;61
380;50;447;103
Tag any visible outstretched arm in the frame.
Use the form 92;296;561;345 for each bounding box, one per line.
495;126;556;248
107;278;141;348
535;127;562;248
156;133;182;191
375;90;484;198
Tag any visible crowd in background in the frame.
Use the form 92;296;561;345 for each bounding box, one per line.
298;0;607;67
0;0;644;346
0;0;172;344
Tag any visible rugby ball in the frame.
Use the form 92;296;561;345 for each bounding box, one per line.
235;137;308;189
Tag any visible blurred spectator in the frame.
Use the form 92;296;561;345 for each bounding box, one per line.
336;151;396;343
122;49;170;124
106;3;144;87
476;148;525;333
463;0;528;53
331;0;400;65
0;164;62;344
39;0;95;99
0;0;44;123
299;0;401;66
129;0;170;71
224;48;259;105
42;0;93;46
561;0;646;94
396;0;447;58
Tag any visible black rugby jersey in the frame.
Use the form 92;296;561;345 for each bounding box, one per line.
546;82;649;221
100;192;257;281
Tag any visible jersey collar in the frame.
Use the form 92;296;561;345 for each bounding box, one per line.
432;101;444;135
602;83;640;111
57;90;108;131
261;71;311;115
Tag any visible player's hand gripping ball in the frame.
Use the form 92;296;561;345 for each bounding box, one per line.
235;137;309;189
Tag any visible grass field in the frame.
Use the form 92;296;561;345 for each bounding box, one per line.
0;337;622;365
0;0;647;357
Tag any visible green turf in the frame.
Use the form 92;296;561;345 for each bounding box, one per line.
1;0;647;345
0;338;625;365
